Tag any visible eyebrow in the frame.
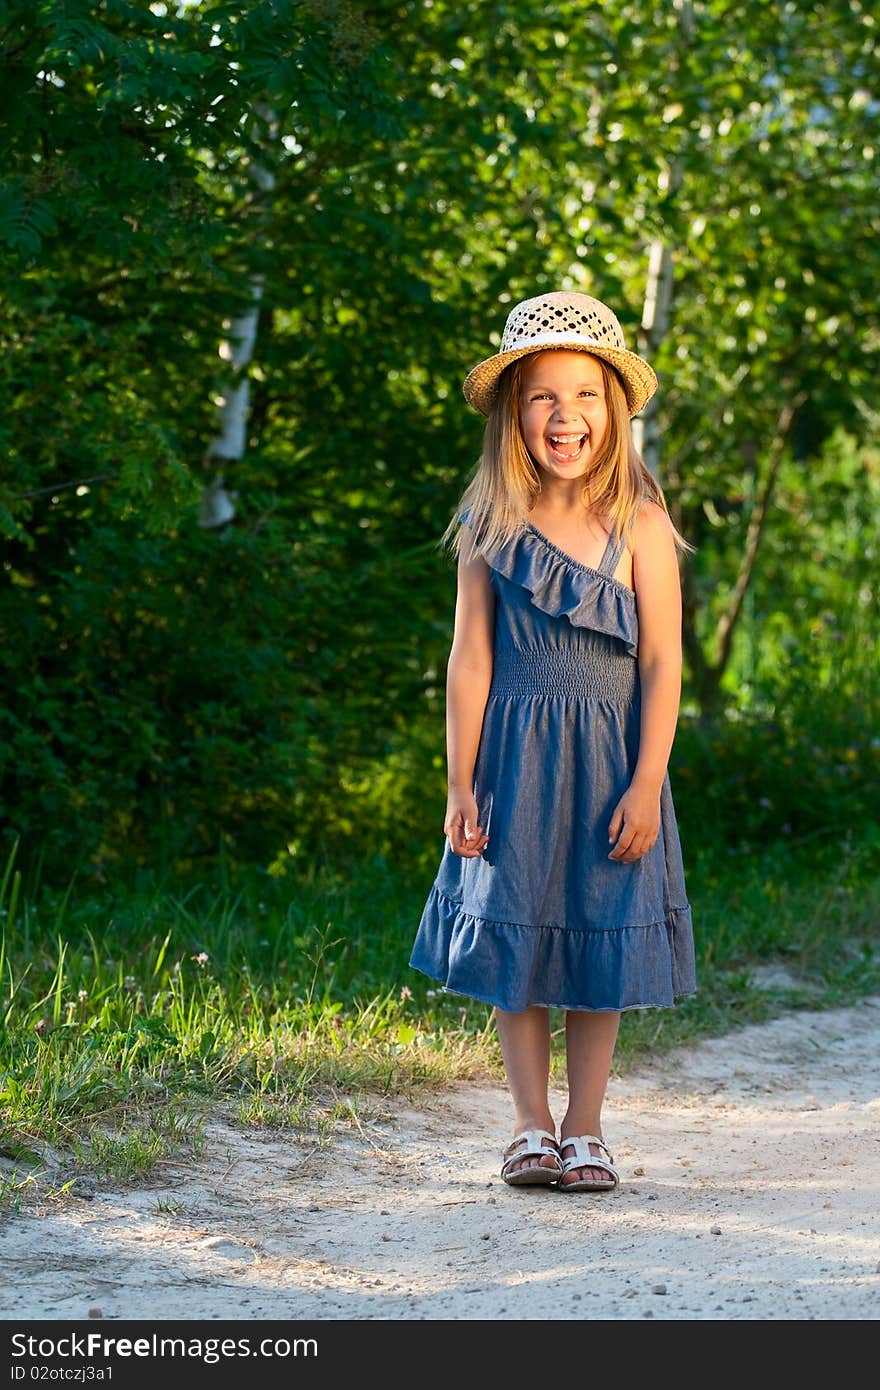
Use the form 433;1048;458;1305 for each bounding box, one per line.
524;380;604;391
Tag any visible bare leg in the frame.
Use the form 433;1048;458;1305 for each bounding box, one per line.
559;1010;620;1186
493;1005;558;1176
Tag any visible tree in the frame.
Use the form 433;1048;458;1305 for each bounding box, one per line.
1;0;877;875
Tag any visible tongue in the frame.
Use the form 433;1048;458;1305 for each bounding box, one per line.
553;438;582;458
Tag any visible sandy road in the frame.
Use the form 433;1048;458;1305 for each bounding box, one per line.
2;997;879;1322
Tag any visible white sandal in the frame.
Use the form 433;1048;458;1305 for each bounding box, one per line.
558;1134;619;1192
500;1129;563;1187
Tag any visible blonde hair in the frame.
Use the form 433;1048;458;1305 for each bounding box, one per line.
441;351;691;559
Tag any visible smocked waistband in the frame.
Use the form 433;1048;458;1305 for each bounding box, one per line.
489;646;638;702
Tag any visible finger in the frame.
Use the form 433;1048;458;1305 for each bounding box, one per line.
619;837;649;863
624;830;657;858
458;832;490;858
607;806;624;844
609;819;636;848
450;826;485;857
608;827;638;861
447;816;466;852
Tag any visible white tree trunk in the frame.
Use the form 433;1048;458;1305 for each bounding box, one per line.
199;126;276;529
632;220;676;478
631;0;693;479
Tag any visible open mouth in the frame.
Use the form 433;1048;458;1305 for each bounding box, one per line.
547;433;587;463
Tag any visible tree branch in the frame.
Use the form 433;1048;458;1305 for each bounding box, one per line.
665;361;751;473
712;390;808;673
0;32;38;62
11;475;111;501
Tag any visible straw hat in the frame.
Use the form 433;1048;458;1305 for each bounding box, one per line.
462;291;658;418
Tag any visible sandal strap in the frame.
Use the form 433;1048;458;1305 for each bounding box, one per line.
559;1134;616;1172
502;1128;558;1160
561;1157;618;1183
501;1129;563;1178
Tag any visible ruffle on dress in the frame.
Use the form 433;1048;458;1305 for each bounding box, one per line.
462;510;639;658
414;884;695;1012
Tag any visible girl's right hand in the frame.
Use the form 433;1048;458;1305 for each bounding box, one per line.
444;790;489;858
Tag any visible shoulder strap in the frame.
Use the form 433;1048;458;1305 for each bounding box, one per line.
598;500;648;577
597;528;626;577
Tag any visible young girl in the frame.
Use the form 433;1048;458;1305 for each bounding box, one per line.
409;290;695;1192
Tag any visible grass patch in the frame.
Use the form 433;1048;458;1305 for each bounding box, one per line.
0;1168;76;1212
0;828;877;1200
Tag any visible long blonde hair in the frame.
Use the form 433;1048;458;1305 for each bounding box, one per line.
441;352;691;559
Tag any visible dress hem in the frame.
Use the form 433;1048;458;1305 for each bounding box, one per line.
409;967;698;1015
409;884;697;1013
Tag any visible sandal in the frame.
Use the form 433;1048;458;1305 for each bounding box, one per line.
500;1129;563;1187
558;1134;619;1192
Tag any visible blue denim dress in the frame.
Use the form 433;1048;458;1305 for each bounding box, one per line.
409;515;696;1012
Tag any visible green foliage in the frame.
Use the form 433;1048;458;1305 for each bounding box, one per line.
0;2;878;876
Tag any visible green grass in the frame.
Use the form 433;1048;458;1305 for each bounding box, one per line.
1;829;878;1205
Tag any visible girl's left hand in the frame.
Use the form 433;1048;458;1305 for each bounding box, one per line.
608;783;661;863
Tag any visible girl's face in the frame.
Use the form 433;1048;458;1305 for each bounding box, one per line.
518;350;609;478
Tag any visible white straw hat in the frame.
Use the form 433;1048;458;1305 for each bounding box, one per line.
462;291;658;418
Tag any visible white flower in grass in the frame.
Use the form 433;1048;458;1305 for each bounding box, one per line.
192;952;209;966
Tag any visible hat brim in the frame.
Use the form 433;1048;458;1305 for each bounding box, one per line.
462;337;658;418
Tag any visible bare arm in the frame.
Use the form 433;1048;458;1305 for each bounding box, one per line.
631;501;683;792
444;527;495;857
608;501;682;864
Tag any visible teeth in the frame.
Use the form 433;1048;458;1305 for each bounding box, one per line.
550;435;583;444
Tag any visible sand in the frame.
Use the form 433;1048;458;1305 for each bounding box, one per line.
2;996;879;1322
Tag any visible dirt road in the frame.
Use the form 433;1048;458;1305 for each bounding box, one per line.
2;997;879;1321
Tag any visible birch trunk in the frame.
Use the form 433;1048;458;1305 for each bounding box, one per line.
199;121;277;529
631;0;694;478
633;218;676;478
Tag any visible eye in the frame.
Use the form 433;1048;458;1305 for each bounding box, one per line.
529;392;551;401
579;389;597;398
